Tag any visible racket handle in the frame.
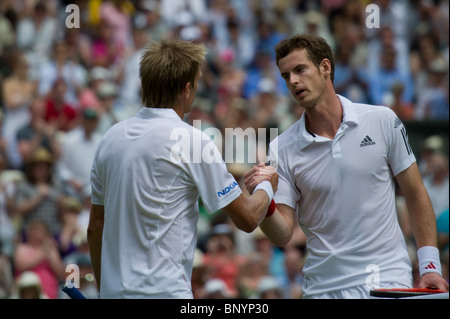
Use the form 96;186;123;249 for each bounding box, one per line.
62;283;86;299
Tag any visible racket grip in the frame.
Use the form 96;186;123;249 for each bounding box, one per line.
62;283;86;299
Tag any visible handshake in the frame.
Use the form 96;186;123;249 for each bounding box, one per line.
244;162;278;196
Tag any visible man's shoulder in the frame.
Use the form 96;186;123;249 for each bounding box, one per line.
271;119;302;149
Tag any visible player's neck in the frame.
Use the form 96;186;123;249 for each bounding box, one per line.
304;92;342;139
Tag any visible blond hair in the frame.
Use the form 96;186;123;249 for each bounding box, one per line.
140;39;206;108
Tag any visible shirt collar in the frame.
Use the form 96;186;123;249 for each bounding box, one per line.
136;107;181;120
297;94;359;150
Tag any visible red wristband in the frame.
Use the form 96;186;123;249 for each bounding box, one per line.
266;199;276;217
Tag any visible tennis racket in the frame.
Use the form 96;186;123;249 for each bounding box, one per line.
62;282;87;299
370;287;447;298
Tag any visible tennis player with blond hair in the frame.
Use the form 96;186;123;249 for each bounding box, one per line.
87;39;277;299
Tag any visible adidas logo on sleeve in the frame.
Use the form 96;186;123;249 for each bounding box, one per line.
360;135;376;147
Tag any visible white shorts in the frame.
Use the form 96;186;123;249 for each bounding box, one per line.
304;282;411;299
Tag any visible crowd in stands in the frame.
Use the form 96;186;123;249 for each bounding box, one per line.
0;0;448;299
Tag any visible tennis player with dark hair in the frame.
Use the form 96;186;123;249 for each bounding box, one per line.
245;34;448;298
87;39;277;299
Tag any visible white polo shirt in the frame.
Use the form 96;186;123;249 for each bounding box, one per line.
91;107;241;298
268;95;415;297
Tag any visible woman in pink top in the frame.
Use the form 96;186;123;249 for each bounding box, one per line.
14;220;65;299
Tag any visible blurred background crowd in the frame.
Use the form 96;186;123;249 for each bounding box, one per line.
0;0;448;299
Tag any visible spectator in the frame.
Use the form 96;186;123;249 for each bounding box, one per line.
418;135;445;177
13;220;64;299
57;196;83;258
251;226;285;279
202;223;246;298
96;81;121;135
136;0;169;42
368;44;414;106
14;147;63;236
1;51;36;169
118;26;147;111
415;58;449;120
0;243;14;298
277;245;304;299
422;152;449;219
57;108;101;200
15;1;58;73
386;82;415;121
12;271;47;299
0;152;17;257
204;278;231;299
237;251;269;299
333;41;368;104
37;40;87;107
43;77;79;132
0;11;15;58
253;276;284;299
16;97;62;172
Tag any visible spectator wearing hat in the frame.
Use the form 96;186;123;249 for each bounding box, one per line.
57;196;83;258
418;135;445;177
253;276;283;299
14;147;63;235
12;271;47;299
96;81;121;135
204;278;231;299
57;108;102;200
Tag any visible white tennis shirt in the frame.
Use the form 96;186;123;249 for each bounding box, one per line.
91;107;241;298
269;95;415;297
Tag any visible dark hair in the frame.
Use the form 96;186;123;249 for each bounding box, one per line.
275;34;335;83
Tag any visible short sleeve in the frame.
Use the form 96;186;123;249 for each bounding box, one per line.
268;140;300;209
386;109;416;176
90;142;104;206
184;130;242;214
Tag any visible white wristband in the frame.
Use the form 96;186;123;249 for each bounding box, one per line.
254;181;273;203
417;246;442;276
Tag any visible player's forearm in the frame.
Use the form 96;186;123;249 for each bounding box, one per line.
223;189;271;233
87;226;102;290
396;163;438;249
87;205;105;291
260;206;294;247
405;187;438;248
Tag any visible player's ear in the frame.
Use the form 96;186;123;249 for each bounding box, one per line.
182;82;192;98
319;58;331;79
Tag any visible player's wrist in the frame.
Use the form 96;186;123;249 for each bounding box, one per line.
417;246;442;277
266;199;276;217
254;180;273;203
